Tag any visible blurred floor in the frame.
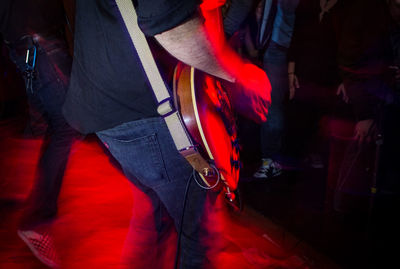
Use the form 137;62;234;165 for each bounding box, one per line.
0;117;340;269
238;115;400;269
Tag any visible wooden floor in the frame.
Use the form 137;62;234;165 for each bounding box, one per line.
0;118;340;269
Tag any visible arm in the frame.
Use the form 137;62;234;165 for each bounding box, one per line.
286;0;304;100
155;9;271;123
288;61;299;100
155;15;235;82
243;24;259;60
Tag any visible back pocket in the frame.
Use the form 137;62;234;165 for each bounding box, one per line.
106;133;171;187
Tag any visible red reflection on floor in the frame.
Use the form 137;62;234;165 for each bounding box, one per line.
0;119;332;269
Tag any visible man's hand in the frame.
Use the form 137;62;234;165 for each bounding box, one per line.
228;63;271;123
288;73;299;100
354;119;375;145
336;83;349;103
389;65;400;81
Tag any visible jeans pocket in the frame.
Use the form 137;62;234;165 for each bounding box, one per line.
103;133;171;187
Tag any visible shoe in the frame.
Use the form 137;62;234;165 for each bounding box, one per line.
253;158;282;179
17;229;60;268
305;153;324;169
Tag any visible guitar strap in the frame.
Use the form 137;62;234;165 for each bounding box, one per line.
115;0;214;178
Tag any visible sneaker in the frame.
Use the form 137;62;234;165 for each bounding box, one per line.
17;229;60;268
305;153;324;169
253;158;282;179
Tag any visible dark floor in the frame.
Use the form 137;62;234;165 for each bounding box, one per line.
237;116;400;269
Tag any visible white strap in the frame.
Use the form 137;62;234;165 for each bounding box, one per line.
115;0;193;151
115;0;169;104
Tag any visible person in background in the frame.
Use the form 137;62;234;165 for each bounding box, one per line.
330;0;392;212
336;0;392;145
0;0;80;267
285;0;342;169
253;0;299;179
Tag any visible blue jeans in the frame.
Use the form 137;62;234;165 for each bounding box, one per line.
9;35;79;229
97;117;222;268
260;41;289;160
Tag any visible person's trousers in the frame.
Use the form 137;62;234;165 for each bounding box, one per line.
260;41;289;160
97;117;224;268
8;34;79;229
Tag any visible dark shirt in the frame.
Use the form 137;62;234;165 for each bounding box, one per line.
392;24;400;67
0;0;65;42
288;0;341;86
223;0;257;38
63;0;198;134
337;0;392;120
337;0;392;80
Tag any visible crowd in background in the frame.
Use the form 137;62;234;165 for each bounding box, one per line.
223;0;400;207
224;1;400;265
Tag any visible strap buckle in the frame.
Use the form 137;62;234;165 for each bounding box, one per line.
157;98;175;117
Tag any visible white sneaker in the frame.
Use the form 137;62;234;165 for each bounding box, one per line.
253;158;282;179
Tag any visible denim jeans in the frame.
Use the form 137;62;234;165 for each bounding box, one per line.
97;117;223;268
9;35;79;229
260;41;289;160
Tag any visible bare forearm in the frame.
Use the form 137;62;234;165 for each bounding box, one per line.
288;61;295;73
156;8;270;124
244;25;258;58
155;15;235;82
